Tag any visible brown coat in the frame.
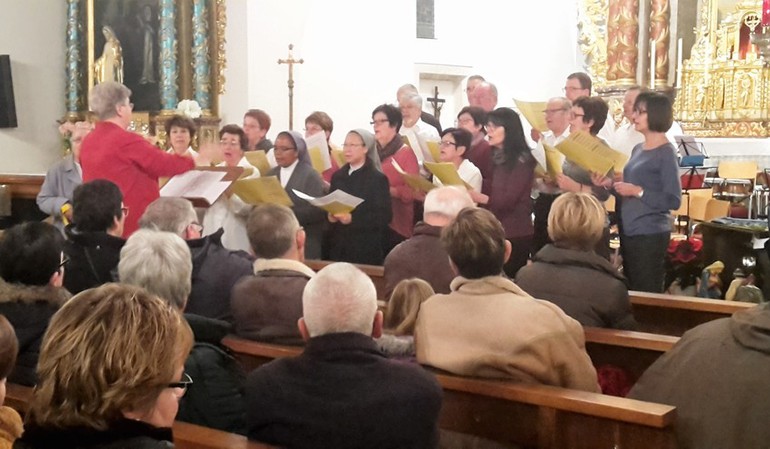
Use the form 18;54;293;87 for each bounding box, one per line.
230;259;315;345
0;407;22;449
415;276;600;392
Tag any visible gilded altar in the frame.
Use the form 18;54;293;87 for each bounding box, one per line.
579;0;770;137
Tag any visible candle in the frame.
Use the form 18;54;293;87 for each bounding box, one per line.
650;39;656;89
677;38;683;87
763;0;770;27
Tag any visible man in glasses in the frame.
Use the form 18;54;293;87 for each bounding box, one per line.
563;72;615;142
63;179;127;295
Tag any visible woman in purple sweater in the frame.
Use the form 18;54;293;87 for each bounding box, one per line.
595;92;681;292
479;108;536;277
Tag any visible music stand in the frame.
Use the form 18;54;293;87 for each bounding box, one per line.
675;135;709;234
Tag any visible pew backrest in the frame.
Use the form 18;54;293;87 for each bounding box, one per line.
584;326;679;379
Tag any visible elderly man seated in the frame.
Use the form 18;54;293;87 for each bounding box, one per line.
230;204;315;345
63;179;126;295
118;229;245;434
245;262;443;448
415;208;600;392
139;197;253;323
383;186;474;298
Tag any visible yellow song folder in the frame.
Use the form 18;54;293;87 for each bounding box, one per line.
543;143;564;177
424;162;471;189
513;99;549;133
244;150;272;177
231;176;293;207
555;131;628;176
391;158;435;193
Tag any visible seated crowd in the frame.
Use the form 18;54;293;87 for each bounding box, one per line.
1;74;759;449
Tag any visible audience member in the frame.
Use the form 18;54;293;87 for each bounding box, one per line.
480;108;536;276
327;129;392;265
396;84;442;134
304;111;340;183
384;186;473;298
469;81;498;112
118;230;245;434
530;97;571;254
231;204;315;345
594;91;681;292
37;121;92;234
399;92;440;164
0;222;69;387
456;106;493;194
373;104;418;254
80;81;195;236
269;130;326;260
516;193;636;329
415;208;600;391
63;179;126;295
377;278;434;358
0;315;22;448
139;197;253;323
14;284;192;449
433;128;482;193
465;75;485;105
202;124;261;253
245;263;443;448
563;72;615;142
629;303;770;449
164;114;198;159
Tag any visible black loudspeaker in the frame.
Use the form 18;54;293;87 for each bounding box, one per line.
0;55;18;128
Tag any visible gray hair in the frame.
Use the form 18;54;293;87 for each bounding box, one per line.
396;83;418;101
246;204;300;259
402;93;423;108
89;81;131;121
478;82;498;99
423;186;474;220
302;263;377;338
139;197;198;237
547;96;571;111
118;229;192;310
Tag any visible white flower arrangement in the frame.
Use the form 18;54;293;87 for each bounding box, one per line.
176;99;202;119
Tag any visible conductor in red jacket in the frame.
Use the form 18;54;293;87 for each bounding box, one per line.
80;82;195;236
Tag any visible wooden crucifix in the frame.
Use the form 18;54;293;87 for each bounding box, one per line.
426;86;445;120
278;44;304;130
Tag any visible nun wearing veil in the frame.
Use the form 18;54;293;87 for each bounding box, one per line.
269;130;327;260
327;129;392;265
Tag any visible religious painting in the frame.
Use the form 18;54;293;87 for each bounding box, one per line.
88;0;161;112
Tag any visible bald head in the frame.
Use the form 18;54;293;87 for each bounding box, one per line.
423;186;475;227
469;82;498;112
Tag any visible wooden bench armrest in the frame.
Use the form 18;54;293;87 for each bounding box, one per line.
630;290;756;313
584;326;679;352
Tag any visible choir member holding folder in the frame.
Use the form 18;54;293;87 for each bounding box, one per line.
269;131;326;260
202;125;260;253
327;129;392;265
432;127;483;194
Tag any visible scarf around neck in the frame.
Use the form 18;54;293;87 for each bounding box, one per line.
377;134;404;161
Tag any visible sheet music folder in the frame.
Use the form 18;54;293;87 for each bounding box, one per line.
675;135;706;167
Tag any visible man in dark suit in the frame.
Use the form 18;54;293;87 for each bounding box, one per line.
270;130;326;259
245;262;443;449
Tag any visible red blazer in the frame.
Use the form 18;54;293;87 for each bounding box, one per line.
380;145;419;238
81;121;194;236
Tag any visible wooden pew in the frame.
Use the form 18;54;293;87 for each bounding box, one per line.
221;336;678;449
629;290;755;336
583;327;678;380
306;259;754;337
4;383;275;449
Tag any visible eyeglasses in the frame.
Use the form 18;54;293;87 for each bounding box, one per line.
455;117;475;126
370;119;389;126
563;86;583;92
219;140;241;147
58;255;70;270
439;141;457;148
485;123;499;131
633;109;648;115
168;373;193;396
273;146;297;153
189;222;203;234
121;206;130;217
570;112;585;119
342;143;365;149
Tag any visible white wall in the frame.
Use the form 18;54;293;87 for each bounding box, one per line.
219;0;583;142
0;1;67;174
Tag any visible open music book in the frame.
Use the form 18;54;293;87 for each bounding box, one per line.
513;99;549;133
231;176;293;207
555;131;628;176
391;158;435;193
292;189;364;215
160;168;242;207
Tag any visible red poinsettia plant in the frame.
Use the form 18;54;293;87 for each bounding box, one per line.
664;237;704;292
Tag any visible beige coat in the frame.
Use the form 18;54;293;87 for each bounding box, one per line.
415;276;600;392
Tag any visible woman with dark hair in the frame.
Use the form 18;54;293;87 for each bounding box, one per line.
557;96;611;202
202;124;261;252
0;222;70;386
327;129;392;265
456;106;493;194
164;114;198;159
595;92;681;292
480;108;536;276
434;127;482;193
371;104;419;255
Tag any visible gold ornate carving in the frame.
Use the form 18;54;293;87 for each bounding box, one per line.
606;0;639;86
215;0;227;95
578;0;609;88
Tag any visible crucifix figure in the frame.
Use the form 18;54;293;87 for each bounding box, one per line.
426;86;445;120
278;44;304;130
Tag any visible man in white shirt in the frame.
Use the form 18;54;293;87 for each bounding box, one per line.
610;86;644;158
564;72;615;142
531;97;572;255
399;92;439;164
